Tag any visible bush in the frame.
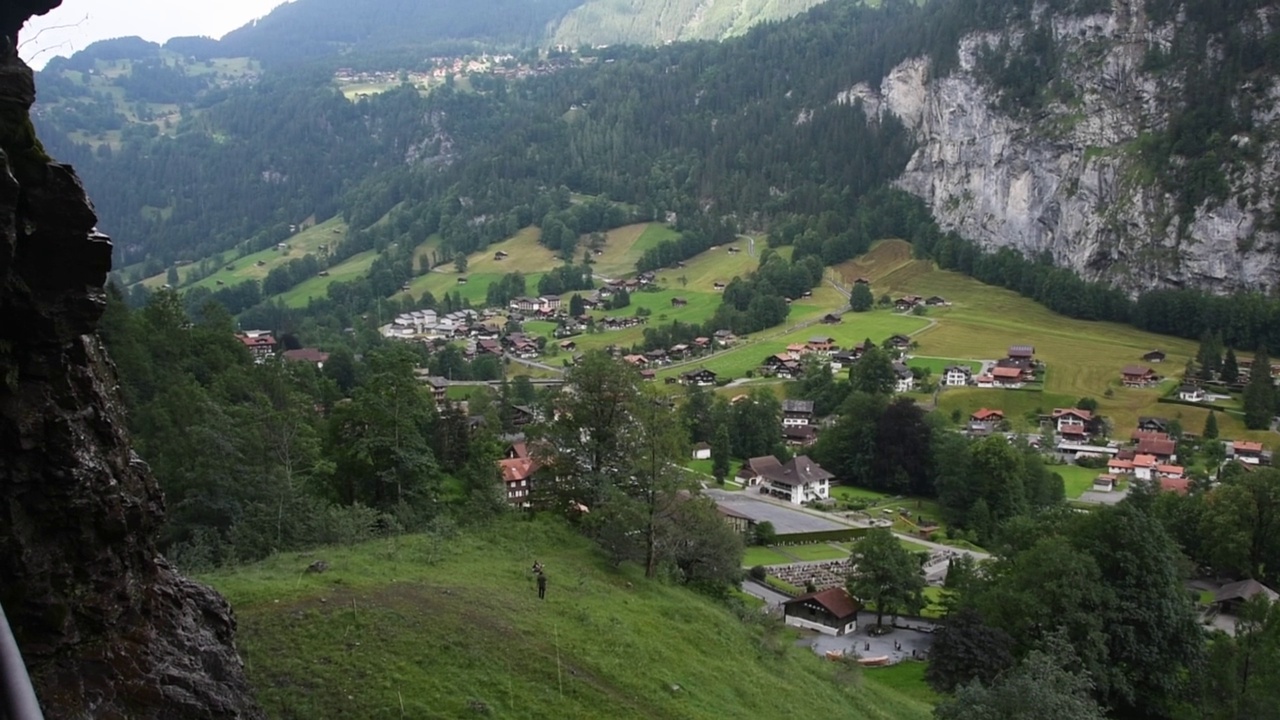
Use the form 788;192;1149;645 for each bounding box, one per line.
749;565;768;581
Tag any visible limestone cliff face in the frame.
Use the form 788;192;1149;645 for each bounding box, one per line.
0;4;263;718
843;0;1280;296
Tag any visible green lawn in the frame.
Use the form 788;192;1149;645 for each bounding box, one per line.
591;223;681;278
137;216;347;290
275;250;379;308
205;519;932;720
743;547;793;566
781;543;850;562
396;226;556;304
1053;465;1104;499
831;486;892;502
906;357;982;376
864;662;939;705
899;539;933;554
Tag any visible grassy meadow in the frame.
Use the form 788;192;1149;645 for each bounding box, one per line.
276;250;379;308
591;223;682;278
205;519;933;720
842;241;1272;441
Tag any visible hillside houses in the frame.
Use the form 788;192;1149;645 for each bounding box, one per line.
1121;365;1160;388
235;330;277;363
736;455;833;505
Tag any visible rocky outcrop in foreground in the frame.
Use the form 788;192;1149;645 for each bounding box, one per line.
0;3;263;717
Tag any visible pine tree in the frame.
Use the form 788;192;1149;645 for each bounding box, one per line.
1203;411;1219;440
1243;348;1276;430
711;421;731;484
1222;347;1240;385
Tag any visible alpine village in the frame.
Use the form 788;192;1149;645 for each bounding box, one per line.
9;0;1280;719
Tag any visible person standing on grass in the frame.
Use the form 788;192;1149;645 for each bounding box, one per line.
537;571;547;600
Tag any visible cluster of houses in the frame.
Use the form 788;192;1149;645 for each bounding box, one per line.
969;345;1040;388
759;334;915;391
234;330;277;364
891;294;948;312
380;309;503;341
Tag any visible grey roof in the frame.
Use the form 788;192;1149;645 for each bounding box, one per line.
782;399;815;414
1214;579;1280;605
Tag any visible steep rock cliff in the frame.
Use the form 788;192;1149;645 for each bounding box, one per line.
845;0;1280;296
0;4;263;718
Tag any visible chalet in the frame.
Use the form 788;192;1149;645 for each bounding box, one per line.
1212;579;1280;615
645;349;669;365
807;336;836;354
1177;385;1206;402
235;331;277;364
786;343;810;359
493;250;509;260
716;504;754;535
1136;416;1171;434
693;337;712;349
975;372;995;388
457;276;468;285
622;354;648;368
737;455;833;505
692;442;712;460
421;375;449;406
639;369;656;382
510;296;540;313
498;457;537;508
1136;437;1177;461
893;362;915;393
713;330;737;345
829;351;858;373
886;334;912;350
668;343;691;360
925;296;948;306
1052;408;1094;437
510;404;538;428
1007;345;1035;360
943;365;972;387
713;282;727;291
1143;349;1167;363
638;271;656;285
681;368;717;387
1092;474;1117;492
558;340;577;352
1121;365;1159;388
504;441;529;460
1158;464;1185;480
671;297;688;308
1107;458;1135;476
894;296;921;312
539;296;562;312
783;587;860;636
727;246;741;254
1131;430;1171;444
763;353;800;378
821;313;843;325
1132;454;1159;481
782;399;816;427
782;425;819;447
969;408;1004;433
1232;441;1265;465
853;276;871;285
1159;477;1191;495
282;348;330;369
991;366;1026;387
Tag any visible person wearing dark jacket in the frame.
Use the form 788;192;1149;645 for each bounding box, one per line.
536;571;547;600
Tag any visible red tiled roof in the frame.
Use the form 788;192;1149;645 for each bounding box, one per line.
1121;365;1154;377
1109;459;1135;470
1053;408;1093;420
971;408;1004;421
498;457;538;483
992;367;1023;379
1234;441;1265;453
1131;430;1170;443
1160;477;1191;495
282;348;329;364
1136;438;1176;457
784;586;861;620
1133;454;1158;468
1158;464;1184;475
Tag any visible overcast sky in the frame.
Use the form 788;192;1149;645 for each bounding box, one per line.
19;0;288;69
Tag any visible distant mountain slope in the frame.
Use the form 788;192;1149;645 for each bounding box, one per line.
551;0;828;46
217;0;587;63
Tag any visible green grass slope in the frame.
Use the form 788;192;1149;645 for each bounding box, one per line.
207;519;933;720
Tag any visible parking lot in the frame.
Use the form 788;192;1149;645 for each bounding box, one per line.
706;489;850;535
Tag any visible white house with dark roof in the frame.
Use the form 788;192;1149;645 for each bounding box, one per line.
782;399;816;427
738;455;833;504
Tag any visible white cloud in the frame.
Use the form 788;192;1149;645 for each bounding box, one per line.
19;0;288;69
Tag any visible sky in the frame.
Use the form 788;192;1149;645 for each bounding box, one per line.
18;0;288;69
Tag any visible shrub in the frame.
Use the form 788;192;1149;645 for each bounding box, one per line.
749;565;768;581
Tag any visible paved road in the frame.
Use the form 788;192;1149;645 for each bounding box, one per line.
712;487;990;562
504;353;564;375
740;579;790;609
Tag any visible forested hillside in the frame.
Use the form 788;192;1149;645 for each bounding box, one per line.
550;0;828;46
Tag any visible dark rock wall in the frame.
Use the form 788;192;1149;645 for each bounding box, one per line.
0;4;263;718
